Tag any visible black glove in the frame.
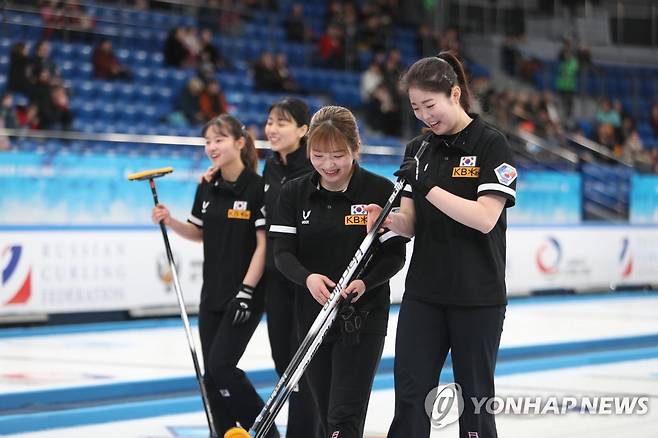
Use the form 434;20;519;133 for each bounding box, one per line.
338;296;369;347
229;283;254;325
393;156;437;197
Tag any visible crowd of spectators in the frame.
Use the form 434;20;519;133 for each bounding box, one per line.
168;76;229;128
39;0;96;42
6;40;73;131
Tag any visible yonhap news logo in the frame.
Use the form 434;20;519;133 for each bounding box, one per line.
424;383;464;428
425;385;649;428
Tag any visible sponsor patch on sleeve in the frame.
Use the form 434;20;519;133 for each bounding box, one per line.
494;163;517;186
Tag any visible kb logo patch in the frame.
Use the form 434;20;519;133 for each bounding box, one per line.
452;167;480;178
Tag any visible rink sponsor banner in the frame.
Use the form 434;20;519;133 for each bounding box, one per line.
505;226;658;294
629;175;658;224
3;226;658;314
0;229;203;314
389;226;658;302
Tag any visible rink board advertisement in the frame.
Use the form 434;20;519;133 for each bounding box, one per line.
0;229;204;315
2;226;658;315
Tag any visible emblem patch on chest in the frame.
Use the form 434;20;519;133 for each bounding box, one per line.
459;156;477;166
345;204;368;225
228;200;250;220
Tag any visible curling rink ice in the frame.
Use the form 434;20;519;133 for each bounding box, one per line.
1;291;657;437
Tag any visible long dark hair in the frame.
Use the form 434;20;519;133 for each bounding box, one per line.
202;114;258;172
400;51;472;112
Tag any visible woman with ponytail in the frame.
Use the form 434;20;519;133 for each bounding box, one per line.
367;52;517;438
152;114;278;437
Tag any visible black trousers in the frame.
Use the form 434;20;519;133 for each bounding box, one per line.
388;298;506;438
265;267;322;438
305;334;385;438
198;307;279;437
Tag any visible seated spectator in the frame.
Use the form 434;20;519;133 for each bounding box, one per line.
164;27;190;67
7;42;33;95
595;122;617;152
61;0;95;42
317;23;344;69
1;93;18;130
32;84;74;130
651;102;658;137
416;23;438;58
181;26;202;66
360;60;383;104
92;39;132;80
439;26;461;57
622;129;644;160
170;77;204;126
197;28;229;83
595;98;621;128
31;40;61;86
365;82;401;137
217;0;244;36
0;93;19;152
274;53;300;93
199;79;229;121
284;3;311;42
39;0;63;39
253;52;284;91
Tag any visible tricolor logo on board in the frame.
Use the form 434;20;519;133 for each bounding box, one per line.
494;163;517;186
1;245;32;306
460;156;477;167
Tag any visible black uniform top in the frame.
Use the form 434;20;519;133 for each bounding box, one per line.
187;168;267;311
269;164;408;337
401;115;517;306
262;145;313;268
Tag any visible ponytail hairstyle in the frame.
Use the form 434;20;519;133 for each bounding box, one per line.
202;114;259;172
400;51;472;112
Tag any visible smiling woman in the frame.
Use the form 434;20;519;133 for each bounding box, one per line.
383;52;517;438
151;113;276;437
268;105;409;438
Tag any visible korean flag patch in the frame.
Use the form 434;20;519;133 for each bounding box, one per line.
351;204;367;215
494;163;517;186
233;201;248;211
459;156;477;167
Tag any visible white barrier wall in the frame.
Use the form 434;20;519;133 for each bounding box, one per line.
2;226;658;315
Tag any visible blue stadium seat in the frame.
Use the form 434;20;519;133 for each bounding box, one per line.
116;83;136;101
